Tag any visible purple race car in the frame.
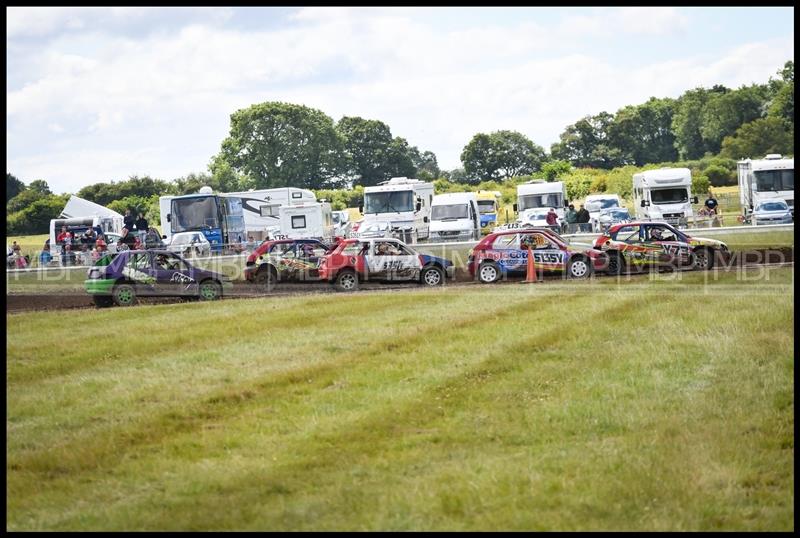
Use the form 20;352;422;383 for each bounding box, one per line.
85;249;233;307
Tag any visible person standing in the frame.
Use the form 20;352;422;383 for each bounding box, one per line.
123;209;135;232
544;207;559;232
564;204;578;234
576;204;591;232
135;212;149;245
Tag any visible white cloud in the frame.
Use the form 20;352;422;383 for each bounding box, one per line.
6;8;795;191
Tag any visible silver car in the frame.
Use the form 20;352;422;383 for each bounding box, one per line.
752;200;793;225
166;231;212;257
597;207;632;232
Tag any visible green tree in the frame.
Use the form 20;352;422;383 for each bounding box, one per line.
461;130;546;182
7;188;47;213
217;102;347;190
719;117;794;159
671;85;728;160
541;160;572;181
700;85;767;154
77;175;172;206
608;98;678;165
6;173;25;202
6;194;68;235
336;116;395;186
27;179;52;195
767;60;794;127
412;150;440;181
386;137;417;179
551;112;623;168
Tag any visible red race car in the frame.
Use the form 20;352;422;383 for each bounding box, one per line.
468;227;607;283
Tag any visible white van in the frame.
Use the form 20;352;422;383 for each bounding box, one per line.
429;192;480;242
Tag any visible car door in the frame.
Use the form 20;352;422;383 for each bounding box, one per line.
521;231;566;271
490;233;524;273
120;251;159;296
296;241;328;280
644;224;691;266
152;252;199;296
366;240;420;281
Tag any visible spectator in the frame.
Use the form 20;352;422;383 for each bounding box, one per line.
123;209;135;232
82;227;97;248
91;246;102;263
12;241;21;257
39;241;53;266
545;207;559;232
95;236;107;252
118;227;137;250
57;226;73;266
704;191;719;215
576;204;591;232
564;204;578;234
135;212;149;244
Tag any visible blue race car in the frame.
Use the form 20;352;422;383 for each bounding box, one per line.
85;249;233;307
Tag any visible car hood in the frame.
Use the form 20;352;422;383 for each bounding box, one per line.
420;254;453;267
685;236;727;249
430;219;473;232
566;241;597;252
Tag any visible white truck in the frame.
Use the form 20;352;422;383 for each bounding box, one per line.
632;168;698;228
584;193;622;232
160;186;317;242
359;177;434;244
513;180;568;222
277;202;334;241
429;192;481;242
738;154;794;222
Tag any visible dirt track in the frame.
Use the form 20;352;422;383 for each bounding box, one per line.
6;248;793;313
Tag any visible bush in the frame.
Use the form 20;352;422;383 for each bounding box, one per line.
703;164;735;186
692;174;711;197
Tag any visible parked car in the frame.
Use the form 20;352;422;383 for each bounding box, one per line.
468;227;607;283
85;250;232;307
319;238;455;291
518;208;553;228
592;221;731;273
243;238;334;291
596;207;632;232
751;200;793;225
332;210;352;237
166;231;211;257
352;220;392;239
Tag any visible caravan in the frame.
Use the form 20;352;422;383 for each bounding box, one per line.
514;181;568;222
633;168;698;227
277;202;334;241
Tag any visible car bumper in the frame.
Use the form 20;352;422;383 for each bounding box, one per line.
85;278;116;295
445;265;456;279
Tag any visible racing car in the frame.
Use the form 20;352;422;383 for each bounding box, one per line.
243;238;334;291
85;250;232;307
468;227;607;283
592;221;731;274
319;238;455;291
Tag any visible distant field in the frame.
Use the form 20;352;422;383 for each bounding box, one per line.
6;267;794;531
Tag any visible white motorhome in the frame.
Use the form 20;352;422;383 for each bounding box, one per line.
429;192;481;242
160;187;316;242
514;181;568;221
277;202;334;241
633;168;698;227
360;177;434;243
584;194;622;232
50;196;124;252
738;154;794;221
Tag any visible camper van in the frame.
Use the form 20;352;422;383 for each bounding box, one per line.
360;177;434;244
738;154;794;221
514;181;568;221
277;202;334;241
632;168;698;227
429;192;481;242
584;194;622;232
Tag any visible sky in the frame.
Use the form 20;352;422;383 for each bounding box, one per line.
6;6;795;194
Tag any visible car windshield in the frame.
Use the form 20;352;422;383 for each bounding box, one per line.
477;200;496;214
650;188;688;204
755;169;794;192
172;196;219;233
432;204;468;220
365;222;389;232
602;209;630;219
173;234;202;245
518;193;563;211
585;199;619;212
364;190;414;214
756;201;789;211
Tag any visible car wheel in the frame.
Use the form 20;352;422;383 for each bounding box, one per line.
255;266;277;292
112;283;137;306
567;257;592;279
478;262;500;284
421;265;444;286
93;295;114;308
606;252;624;275
199;279;222;301
335;269;359;292
693;248;715;271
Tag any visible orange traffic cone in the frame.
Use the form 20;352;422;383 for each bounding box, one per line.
525;246;538;283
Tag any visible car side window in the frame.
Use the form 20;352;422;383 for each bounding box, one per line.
130;253;150;270
491;234;519;250
615;225;641;243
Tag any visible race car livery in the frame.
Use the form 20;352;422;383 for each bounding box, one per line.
319;238;455;291
468;227;607;283
244;239;333;289
592;221;731;273
85;250;232;306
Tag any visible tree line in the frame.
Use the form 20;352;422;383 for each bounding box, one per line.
7;61;793;235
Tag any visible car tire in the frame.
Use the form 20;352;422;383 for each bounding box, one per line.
93;295;114;308
255;265;277;292
335;269;359;292
199;279;222;301
112;283;137;306
693;248;715;271
420;265;444;287
606;252;624;275
477;261;500;284
567;256;592;279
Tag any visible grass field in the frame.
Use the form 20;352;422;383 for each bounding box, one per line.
6;267;794;530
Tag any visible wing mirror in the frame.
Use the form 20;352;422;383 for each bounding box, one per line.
423;216;429;223
416;202;422;212
166;213;171;222
640;200;650;207
513;204;518;212
691;196;699;204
